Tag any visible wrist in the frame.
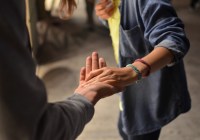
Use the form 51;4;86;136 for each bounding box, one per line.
126;64;142;81
75;89;98;105
121;67;138;81
132;62;148;77
133;59;151;77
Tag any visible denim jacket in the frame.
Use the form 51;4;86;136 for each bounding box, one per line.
119;0;191;135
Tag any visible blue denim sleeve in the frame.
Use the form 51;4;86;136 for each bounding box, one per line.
141;0;190;64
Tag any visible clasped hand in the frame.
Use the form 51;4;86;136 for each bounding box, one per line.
75;52;137;105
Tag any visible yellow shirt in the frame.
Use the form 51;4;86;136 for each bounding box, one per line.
108;0;120;64
108;0;123;111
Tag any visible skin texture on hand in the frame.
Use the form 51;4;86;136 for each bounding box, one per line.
85;67;138;88
95;0;115;19
75;52;120;105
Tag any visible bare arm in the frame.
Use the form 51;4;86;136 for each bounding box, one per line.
85;48;174;88
132;47;174;77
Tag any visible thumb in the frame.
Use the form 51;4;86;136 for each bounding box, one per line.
79;67;86;84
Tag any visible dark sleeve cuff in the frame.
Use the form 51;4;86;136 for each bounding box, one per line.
68;93;95;123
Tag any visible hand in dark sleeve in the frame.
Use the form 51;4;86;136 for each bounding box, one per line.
0;1;47;138
35;94;94;140
0;1;94;140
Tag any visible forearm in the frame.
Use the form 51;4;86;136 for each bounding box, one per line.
35;94;94;140
132;47;174;77
56;94;94;139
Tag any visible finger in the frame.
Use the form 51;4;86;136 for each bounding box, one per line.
96;5;115;19
92;52;99;70
105;4;115;16
96;11;111;20
95;3;106;11
105;0;114;9
79;67;86;84
99;57;107;68
95;1;107;12
86;56;92;76
95;2;114;14
95;0;114;14
86;69;104;81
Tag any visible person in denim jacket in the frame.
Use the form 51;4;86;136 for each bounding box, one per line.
94;0;191;139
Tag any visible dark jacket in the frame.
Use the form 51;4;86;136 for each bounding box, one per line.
0;1;94;140
119;0;191;135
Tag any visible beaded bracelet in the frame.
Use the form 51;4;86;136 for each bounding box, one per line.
126;64;142;81
134;59;151;77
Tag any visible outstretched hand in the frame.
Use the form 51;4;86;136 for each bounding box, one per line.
84;54;138;89
75;52;121;105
